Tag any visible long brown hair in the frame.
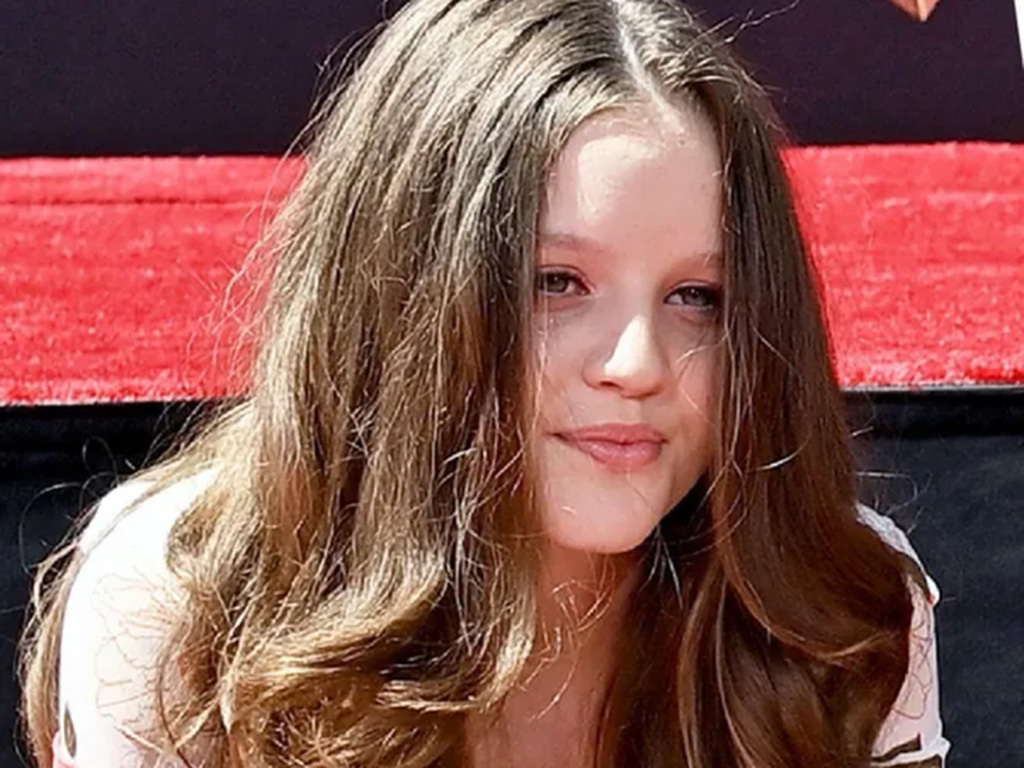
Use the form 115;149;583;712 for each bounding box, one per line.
20;1;929;766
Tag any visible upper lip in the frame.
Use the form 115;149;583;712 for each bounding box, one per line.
557;423;666;444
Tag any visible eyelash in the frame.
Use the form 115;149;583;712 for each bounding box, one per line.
535;269;722;313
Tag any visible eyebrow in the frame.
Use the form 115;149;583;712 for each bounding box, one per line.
538;231;722;267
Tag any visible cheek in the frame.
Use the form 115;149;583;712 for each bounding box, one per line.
533;312;587;418
673;352;718;458
665;322;720;374
535;306;583;361
677;351;717;410
669;329;719;417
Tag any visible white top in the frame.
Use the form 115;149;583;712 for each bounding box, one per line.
56;471;215;768
54;474;950;767
854;503;951;766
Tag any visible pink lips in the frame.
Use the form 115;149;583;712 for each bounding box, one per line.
555;423;666;472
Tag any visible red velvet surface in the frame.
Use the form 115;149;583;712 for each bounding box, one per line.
1;146;1021;406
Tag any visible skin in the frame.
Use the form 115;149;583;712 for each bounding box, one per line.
535;98;723;588
469;100;724;767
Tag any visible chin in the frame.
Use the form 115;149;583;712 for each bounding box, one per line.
540;498;665;555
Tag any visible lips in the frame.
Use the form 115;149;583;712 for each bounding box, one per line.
555;423;666;472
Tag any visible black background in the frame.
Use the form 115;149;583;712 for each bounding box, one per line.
1;0;1022;156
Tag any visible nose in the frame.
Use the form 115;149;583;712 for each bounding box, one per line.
583;313;670;398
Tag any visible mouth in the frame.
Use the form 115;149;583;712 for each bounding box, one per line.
554;428;665;472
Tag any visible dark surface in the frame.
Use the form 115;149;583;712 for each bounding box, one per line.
848;391;1024;766
2;393;1023;766
1;0;1022;156
0;401;208;767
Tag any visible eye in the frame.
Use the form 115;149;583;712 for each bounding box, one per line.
667;284;722;313
536;269;587;297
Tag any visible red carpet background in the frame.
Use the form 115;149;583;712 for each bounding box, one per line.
1;144;1022;406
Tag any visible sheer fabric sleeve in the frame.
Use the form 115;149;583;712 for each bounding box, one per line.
856;504;952;767
55;474;214;767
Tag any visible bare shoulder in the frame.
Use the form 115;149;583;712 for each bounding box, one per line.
58;469;217;766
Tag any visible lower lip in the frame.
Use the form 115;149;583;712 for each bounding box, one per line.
556;435;663;471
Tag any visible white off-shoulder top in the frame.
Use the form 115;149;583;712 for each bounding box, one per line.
52;473;951;767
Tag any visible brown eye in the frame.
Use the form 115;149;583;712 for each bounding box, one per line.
536;270;585;296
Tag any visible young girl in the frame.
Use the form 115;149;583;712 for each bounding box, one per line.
20;0;950;766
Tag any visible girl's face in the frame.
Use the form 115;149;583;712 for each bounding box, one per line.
534;102;723;556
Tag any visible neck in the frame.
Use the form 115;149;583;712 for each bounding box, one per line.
535;542;641;645
464;546;645;767
519;543;643;711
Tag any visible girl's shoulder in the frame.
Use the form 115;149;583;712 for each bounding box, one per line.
77;466;218;559
854;503;951;766
56;468;219;767
855;502;941;605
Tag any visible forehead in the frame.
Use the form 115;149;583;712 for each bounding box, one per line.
540;103;723;264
